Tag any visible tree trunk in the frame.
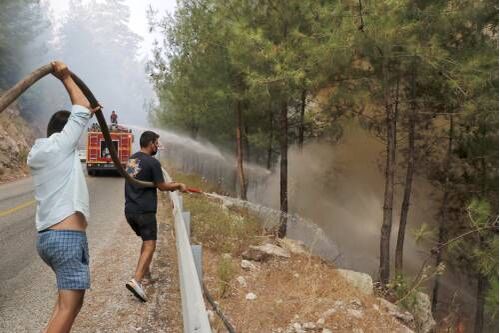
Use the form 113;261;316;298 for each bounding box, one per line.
474;156;488;332
395;60;416;275
267;108;274;170
298;89;306;150
277;19;289;239
244;123;250;163
379;53;396;285
432;114;454;314
236;100;247;200
278;98;288;238
474;273;487;333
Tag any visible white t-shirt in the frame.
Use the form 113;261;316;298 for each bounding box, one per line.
28;105;91;231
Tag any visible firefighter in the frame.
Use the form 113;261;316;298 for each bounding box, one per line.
110;110;118;125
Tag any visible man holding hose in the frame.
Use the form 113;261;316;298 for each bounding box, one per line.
124;131;186;302
27;61;101;332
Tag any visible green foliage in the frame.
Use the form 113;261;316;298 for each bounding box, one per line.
412;223;435;245
217;255;235;297
168;167;263;255
0;0;48;90
390;274;419;311
149;1;498;324
485;276;499;322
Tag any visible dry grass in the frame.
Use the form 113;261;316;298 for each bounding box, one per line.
203;251;404;333
165;166;408;333
167;166;265;256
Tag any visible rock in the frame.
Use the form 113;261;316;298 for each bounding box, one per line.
378;298;414;327
292;323;302;332
240;259;257;270
347;309;364;319
293;273;300;278
353;329;364;333
396;325;415;333
222;253;232;260
321;308;337;318
303;322;316;330
277;238;308;255
336;269;373;295
348;298;363;310
242;248;270;262
333;300;345;309
236;276;247;287
322;329;332;333
245;292;257;300
243;244;291;261
207;310;216;324
413;292;436;333
316;318;325;327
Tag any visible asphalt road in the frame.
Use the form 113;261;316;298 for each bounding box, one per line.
0;168;127;332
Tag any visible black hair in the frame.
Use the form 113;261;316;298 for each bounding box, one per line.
47;110;71;137
140;130;159;148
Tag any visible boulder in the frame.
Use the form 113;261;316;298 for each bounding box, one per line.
240;259;257;271
243;244;291;261
413;292;436;333
277;238;308;255
377;298;414;327
336;269;374;295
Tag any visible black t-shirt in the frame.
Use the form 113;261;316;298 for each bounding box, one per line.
124;152;164;214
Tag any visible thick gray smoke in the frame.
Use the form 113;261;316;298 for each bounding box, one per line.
19;0;156;133
147;121;475;316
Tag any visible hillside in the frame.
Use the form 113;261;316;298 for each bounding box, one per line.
0;102;35;183
168;167;438;333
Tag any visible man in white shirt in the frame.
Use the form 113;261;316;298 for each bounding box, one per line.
27;61;100;333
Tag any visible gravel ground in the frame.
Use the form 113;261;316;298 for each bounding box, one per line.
73;193;182;332
0;173;182;332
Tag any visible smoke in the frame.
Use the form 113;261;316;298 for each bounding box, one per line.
18;0;157;131
146;120;475;313
252;122;476;312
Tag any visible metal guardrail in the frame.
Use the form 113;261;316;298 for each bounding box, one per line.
162;168;211;333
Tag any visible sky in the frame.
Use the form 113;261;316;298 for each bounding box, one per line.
37;0;177;127
44;0;176;58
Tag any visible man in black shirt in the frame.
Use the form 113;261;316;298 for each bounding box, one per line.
124;130;186;302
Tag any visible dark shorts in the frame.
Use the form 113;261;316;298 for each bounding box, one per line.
125;212;157;241
36;230;90;290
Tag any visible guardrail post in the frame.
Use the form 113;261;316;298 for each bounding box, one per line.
191;244;203;285
182;211;191;237
161;167;211;333
178;194;183;211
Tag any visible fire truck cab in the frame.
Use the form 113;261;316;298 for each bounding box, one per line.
86;123;133;176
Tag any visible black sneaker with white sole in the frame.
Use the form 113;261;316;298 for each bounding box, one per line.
126;278;148;302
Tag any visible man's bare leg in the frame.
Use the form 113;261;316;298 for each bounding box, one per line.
44;290;85;333
134;240;156;282
43;301;59;333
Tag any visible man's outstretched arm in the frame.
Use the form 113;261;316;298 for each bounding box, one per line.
52;61;90;109
50;61;101;152
156;181;187;192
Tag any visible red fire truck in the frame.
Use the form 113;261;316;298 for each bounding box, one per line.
86;123;133;176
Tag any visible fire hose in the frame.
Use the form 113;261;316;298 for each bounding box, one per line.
0;64;235;331
0;63;154;188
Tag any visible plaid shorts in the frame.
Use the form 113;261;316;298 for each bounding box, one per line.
36;230;90;290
